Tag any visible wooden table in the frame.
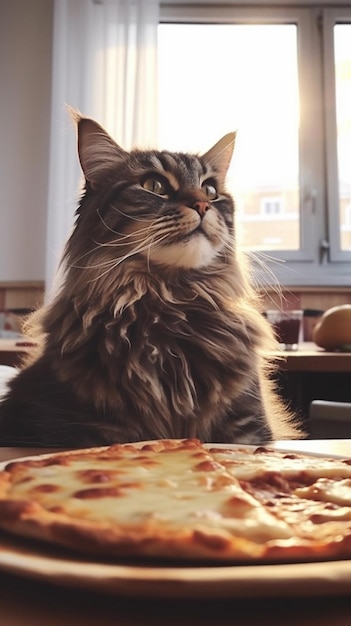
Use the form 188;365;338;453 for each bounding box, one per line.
1;439;351;626
277;342;351;373
0;338;34;367
270;343;351;424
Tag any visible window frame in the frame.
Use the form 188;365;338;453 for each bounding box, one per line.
159;3;351;287
323;8;351;262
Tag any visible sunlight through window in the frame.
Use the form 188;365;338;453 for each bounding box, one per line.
334;24;351;251
158;24;300;251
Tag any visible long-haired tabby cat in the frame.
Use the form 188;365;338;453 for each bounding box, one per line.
0;112;301;447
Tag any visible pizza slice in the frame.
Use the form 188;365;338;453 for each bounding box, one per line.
209;445;351;555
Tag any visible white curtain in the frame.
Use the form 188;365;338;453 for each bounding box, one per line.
46;0;160;294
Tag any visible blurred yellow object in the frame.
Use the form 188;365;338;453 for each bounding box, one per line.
313;304;351;351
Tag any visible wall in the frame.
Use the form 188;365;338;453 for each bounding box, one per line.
261;287;351;312
0;0;53;282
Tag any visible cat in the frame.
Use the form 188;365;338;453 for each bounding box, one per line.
0;112;301;447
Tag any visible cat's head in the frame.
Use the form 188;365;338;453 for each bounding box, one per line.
68;112;236;274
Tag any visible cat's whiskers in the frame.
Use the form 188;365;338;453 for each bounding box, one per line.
86;231;171;282
97;208;150;236
92;230;153;249
70;238;151;271
109;204;151;223
215;231;234;249
144;227;166;272
246;250;284;292
69;226;157;269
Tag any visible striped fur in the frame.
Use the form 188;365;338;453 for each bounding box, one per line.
0;115;301;447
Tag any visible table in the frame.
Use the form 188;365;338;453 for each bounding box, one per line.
270;343;351;425
277;342;351;373
0;338;34;367
1;440;351;626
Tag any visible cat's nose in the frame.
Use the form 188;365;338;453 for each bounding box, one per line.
193;201;210;218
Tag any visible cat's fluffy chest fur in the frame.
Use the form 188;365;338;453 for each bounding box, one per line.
0;112;301;447
48;264;264;442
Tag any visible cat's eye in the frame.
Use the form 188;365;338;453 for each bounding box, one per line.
201;182;218;200
142;177;169;197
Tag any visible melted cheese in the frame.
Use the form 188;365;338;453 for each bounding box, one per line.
295;477;351;507
6;446;293;543
209;447;351;481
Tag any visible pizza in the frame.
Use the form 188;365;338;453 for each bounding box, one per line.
1;438;351;563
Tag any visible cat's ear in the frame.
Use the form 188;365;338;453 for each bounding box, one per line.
202;132;236;185
69;108;127;187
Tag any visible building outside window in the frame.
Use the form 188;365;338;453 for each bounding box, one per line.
158;5;351;287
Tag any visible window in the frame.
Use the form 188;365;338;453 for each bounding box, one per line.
344;205;351;229
261;199;284;217
158;5;351;287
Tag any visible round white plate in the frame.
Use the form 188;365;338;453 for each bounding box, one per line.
1;443;351;598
